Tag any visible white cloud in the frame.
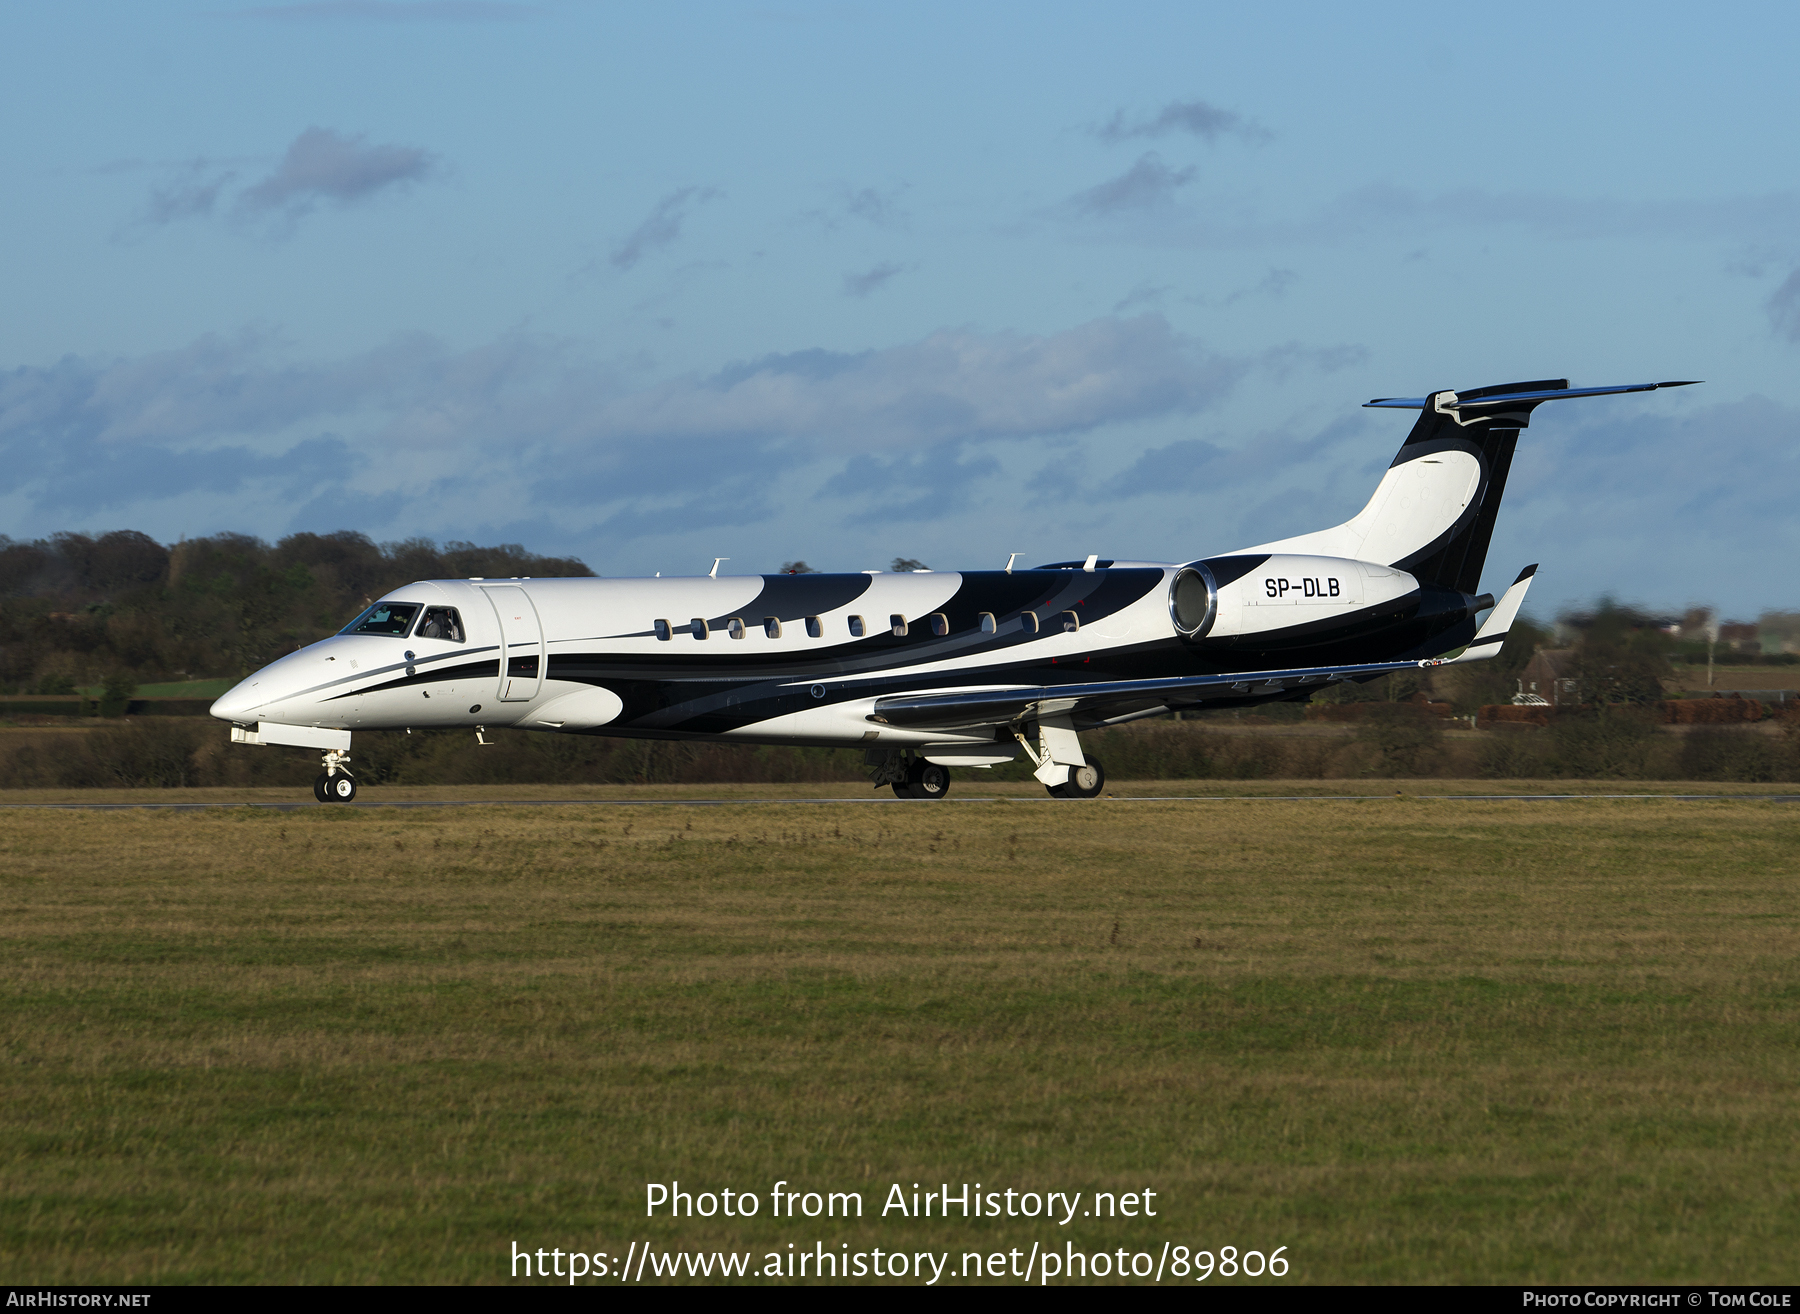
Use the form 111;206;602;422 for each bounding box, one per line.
6;327;1783;609
239;127;436;216
134;128;438;231
239;2;541;20
1097;99;1271;145
841;261;907;298
1070;154;1196;215
1766;269;1800;341
0;315;1251;542
610;187;722;270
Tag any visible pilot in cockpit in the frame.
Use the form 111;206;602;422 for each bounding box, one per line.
417;607;464;643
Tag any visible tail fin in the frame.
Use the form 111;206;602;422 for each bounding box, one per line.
1378;377;1561;595
1237;378;1696;595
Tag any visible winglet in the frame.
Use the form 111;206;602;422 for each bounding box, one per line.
1442;565;1537;664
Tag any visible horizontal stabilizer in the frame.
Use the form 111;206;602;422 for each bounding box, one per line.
1441;564;1537;666
1365;381;1699;411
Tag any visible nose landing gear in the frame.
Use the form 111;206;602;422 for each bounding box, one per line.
314;747;357;803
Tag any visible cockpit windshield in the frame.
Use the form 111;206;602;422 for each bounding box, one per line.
340;601;421;637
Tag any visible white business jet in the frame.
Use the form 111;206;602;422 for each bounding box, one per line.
211;378;1695;802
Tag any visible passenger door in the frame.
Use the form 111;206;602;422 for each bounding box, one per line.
482;585;544;702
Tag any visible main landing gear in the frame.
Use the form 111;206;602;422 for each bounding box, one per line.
1046;757;1105;799
867;750;952;800
894;759;951;800
313;747;357;803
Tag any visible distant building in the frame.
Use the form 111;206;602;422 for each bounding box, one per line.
1758;611;1800;654
1718;622;1759;654
1516;648;1579;706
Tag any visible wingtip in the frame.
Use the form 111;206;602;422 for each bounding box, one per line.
1513;563;1538;584
1657;380;1703;388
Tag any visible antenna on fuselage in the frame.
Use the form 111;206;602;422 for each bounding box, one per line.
709;558;729;578
1005;553;1021;574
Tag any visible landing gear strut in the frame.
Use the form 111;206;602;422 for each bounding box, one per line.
314;747;357;803
1012;718;1104;799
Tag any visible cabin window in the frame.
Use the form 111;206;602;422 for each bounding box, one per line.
805;616;822;638
1062;611;1080;633
691;618;709;640
1022;612;1040;634
341;601;419;637
979;612;997;634
415;606;464;643
890;614;908;637
726;617;746;640
929;613;948;637
653;619;671;642
848;615;865;638
763;617;781;639
507;654;539;678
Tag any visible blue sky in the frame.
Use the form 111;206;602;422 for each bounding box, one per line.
3;1;1798;617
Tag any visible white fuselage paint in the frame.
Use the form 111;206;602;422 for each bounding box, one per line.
1236;450;1482;563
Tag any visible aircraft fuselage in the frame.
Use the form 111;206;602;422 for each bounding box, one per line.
210;556;1485;748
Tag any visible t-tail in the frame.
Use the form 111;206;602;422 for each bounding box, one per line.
1239;378;1698;596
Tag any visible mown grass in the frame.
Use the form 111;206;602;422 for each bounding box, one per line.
2;798;1796;1284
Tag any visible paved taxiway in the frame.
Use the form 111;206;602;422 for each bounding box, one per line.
4;794;1798;811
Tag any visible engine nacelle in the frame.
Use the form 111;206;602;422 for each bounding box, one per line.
1170;554;1421;643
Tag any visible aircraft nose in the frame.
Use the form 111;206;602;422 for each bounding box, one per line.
210;679;265;723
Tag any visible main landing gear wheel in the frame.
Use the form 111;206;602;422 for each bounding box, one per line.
892;760;951;800
315;771;357;803
1047;757;1105;799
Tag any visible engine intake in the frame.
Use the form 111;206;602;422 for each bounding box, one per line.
1169;564;1217;639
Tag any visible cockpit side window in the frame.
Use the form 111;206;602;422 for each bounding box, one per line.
340;602;421;637
416;607;464;643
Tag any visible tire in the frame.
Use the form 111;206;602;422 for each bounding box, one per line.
1065;758;1105;799
313;773;332;803
324;772;358;803
914;762;951;799
1043;782;1069;799
895;760;950;801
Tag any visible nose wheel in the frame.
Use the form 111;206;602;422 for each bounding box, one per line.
314;747;356;803
314;771;358;803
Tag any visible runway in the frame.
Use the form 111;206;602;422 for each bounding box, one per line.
6;793;1798;811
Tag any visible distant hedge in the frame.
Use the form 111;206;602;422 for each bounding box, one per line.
5;713;1797;789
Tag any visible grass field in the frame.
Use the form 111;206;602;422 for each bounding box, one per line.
3;790;1797;1284
67;679;236;699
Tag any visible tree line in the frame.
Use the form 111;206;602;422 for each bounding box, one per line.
0;530;592;693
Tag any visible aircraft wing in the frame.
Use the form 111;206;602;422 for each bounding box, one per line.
869;564;1539;732
870;657;1452;731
